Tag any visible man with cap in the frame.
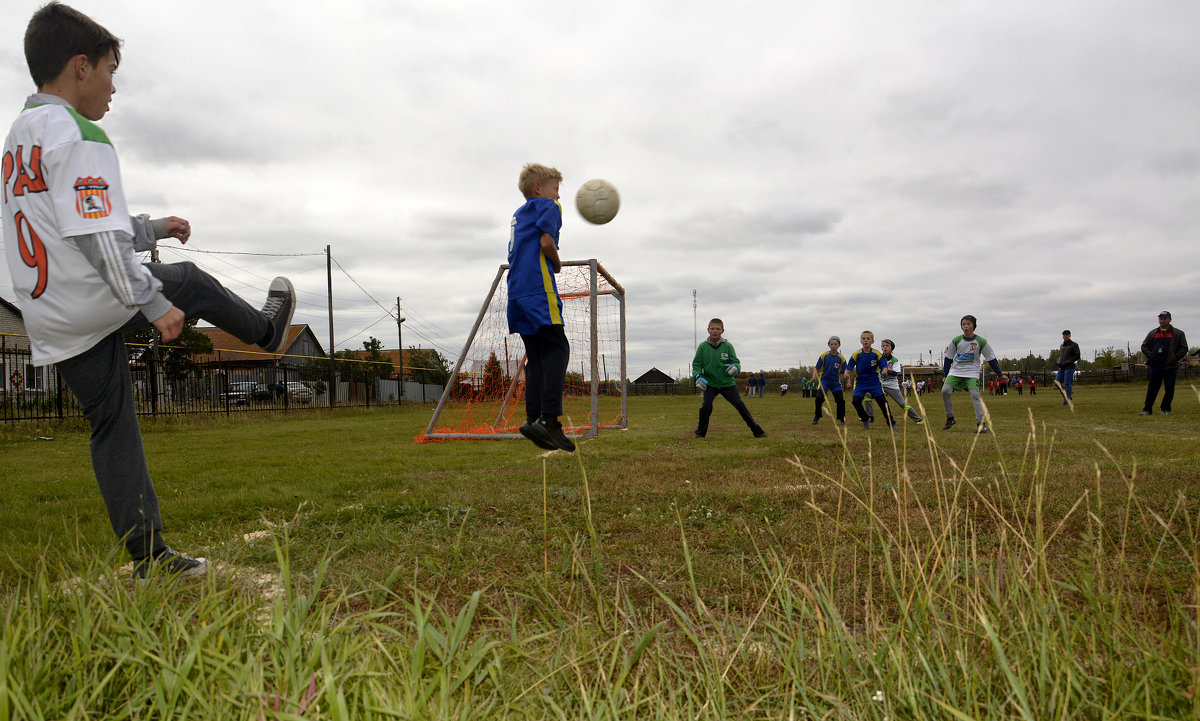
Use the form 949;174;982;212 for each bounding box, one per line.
1056;330;1081;405
1140;311;1188;416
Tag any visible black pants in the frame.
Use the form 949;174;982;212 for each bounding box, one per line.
696;385;762;436
1143;365;1178;413
521;324;570;420
852;391;894;425
814;388;845;421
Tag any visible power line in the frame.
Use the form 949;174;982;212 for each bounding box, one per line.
330;255;397;320
169;245;324;257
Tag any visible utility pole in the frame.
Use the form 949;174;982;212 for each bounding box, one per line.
396;297;406;406
326;245;335;407
692;289;697;349
149;246;161;414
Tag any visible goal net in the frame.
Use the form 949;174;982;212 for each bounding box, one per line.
420;259;627;442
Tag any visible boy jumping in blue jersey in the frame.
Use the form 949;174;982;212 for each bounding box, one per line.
508;163;574;452
842;331;895;429
811;335;846;424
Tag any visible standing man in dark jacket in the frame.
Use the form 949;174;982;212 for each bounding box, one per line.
1056;330;1081;405
1140;311;1188;416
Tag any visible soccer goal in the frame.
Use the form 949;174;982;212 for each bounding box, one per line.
420;259;627;442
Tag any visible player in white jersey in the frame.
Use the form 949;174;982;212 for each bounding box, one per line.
3;3;297;581
940;315;1007;433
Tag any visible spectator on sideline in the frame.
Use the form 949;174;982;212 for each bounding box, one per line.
1139;311;1188;416
1057;330;1081;405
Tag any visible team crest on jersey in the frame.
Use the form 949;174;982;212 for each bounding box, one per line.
74;176;112;219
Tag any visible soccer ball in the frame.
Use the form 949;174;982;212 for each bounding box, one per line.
575;179;620;225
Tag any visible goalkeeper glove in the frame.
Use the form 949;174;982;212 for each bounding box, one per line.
724;363;739;376
695;374;709;390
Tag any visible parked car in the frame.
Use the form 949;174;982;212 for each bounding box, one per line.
285;381;314;403
221;381;258;406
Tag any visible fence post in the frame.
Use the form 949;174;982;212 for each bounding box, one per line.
55;367;63;419
147;352;158;418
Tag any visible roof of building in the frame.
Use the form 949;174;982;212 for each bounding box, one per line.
191;324;318;364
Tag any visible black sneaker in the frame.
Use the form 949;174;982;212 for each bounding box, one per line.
520;420;558;450
693;430;706;438
942;417;956;430
811;417;820;425
862;421;870;429
1138;410;1152;416
133;547;207;583
259;277;297;354
536;418;576;452
976;423;990;434
753;428;767;438
1161;410;1172;416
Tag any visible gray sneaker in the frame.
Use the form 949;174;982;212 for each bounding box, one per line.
1161;410;1172;416
133;547;207;583
260;277;297;353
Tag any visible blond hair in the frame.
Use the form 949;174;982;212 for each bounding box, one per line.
518;163;563;198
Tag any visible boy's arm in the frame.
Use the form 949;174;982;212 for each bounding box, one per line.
691;347;703;377
73;230;171;316
724;342;740;369
131;214;192;251
539;233;562;273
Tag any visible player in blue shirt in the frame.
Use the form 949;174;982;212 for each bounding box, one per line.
507;163;573;452
842;330;895;429
811;336;846;424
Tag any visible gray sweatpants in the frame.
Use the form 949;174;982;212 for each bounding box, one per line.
942;382;985;424
55;261;270;560
883;385;923;422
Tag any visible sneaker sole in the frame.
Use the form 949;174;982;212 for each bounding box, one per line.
519;424;559;450
262;277;297;353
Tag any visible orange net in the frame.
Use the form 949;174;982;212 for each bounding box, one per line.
420;261;626;441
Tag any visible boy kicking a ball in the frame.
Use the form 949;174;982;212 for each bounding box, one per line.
941;315;1006;433
508;163;574;452
692;319;765;438
3;3;296;580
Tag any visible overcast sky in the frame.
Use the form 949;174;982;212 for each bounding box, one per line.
2;0;1197;378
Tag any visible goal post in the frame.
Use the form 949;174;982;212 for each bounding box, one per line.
420;259;626;442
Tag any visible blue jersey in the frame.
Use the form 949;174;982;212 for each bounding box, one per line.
846;348;885;393
815;351;845;391
506;198;563;335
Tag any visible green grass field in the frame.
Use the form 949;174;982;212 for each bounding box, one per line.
1;384;1197;719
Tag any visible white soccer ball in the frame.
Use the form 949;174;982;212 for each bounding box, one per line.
575;179;620;225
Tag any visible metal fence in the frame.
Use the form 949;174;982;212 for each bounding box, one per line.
1;338;443;423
